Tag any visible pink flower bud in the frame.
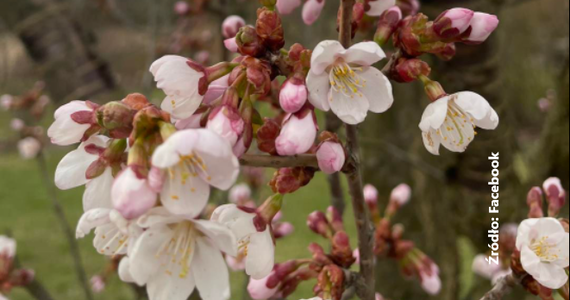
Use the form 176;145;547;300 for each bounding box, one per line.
302;0;325;25
111;167;158;219
174;1;190;15
464;12;499;44
222;15;246;39
363;184;379;205
275;109;317;156
90;276;106;293
375;293;385;300
0;95;12;111
316;141;345;174
18;137;42;159
276;0;301;15
307;211;330;237
207;106;245;147
472;254;501;280
279;78;308;113
543;177;567;217
229;183;252;204
273;222;294;238
353;248;360;264
374;6;403;46
390;183;412;205
419;263;441;295
10;118;25;131
248;272;279;300
224;37;239;53
194;51;210;65
433;8;475;39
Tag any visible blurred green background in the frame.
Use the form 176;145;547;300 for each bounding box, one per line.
0;0;569;299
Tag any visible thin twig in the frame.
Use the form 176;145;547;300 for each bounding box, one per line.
480;274;519;300
36;152;93;300
338;0;375;298
239;154;319;169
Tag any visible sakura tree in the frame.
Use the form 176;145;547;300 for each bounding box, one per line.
11;0;565;300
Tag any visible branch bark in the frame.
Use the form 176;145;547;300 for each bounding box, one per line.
239;154;319;169
36;152;93;300
338;0;375;299
480;274;519;300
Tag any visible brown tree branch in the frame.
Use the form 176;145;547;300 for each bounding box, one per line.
338;0;375;299
239;154;319;169
480;274;520;300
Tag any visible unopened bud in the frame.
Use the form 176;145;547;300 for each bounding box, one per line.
256;8;285;51
395;58;431;83
222;15;246;39
316;141;346;175
97;101;135;139
374;6;403;46
327;206;344;232
257;118;281;155
543;177;566;217
463;12;499;45
433;8;475;40
527;187;544;218
236;26;265;57
270;167;315;194
276;0;301;15
279;77;308;113
307;211;330;237
302;0;325;26
275;106;317;156
174;1;190;15
331;231;355;268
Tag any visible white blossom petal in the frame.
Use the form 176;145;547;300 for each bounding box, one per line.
246;230;275;280
147;265;196;300
161;166;210;218
366;0;396;16
192;237;231;300
48;101;92;146
118;258;135;283
340;42;386;66
419;97;450;132
161;93;204;120
193;129;240;190
357;67;393;113
55;136;108;190
329;89;370;125
193;219;238;257
129;225;173;286
306;71;331;112
422;130;442;155
83;167;114;211
453;92;499;130
310;41;345;75
76;208;111;238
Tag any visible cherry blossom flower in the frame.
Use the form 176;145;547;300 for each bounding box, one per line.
419;92;499;155
420;264;442;295
316;141;345;174
211;204;274;279
307;41;393;125
516;217;570;289
151;129;239;217
366;0;396;17
47;100;98;146
76;208;141;257
150;56;205;120
126;207;237;300
17;137;41;160
55;135;115;211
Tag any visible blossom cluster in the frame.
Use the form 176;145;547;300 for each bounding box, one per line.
41;0;507;299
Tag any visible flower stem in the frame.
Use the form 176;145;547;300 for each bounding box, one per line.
479;273;520;300
36;152;94;300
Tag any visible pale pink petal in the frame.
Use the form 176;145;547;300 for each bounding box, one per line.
453;92;498;130
83;167;114;211
306;71;331;111
340;42;386;66
357;67;393;113
329;89;369;125
310;40;345;75
419;96;450;132
192;237;231;300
